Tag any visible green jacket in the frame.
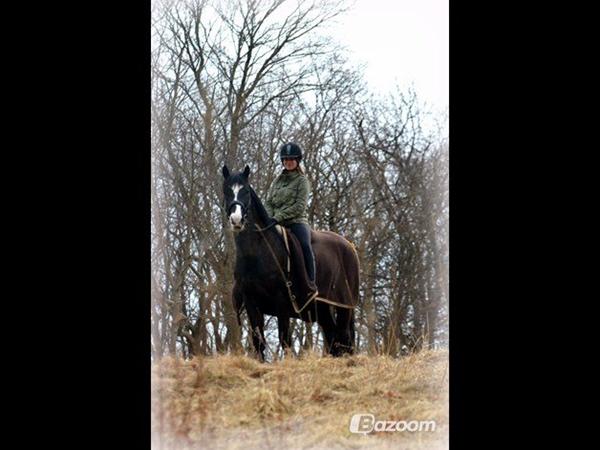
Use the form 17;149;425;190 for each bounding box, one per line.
265;169;310;226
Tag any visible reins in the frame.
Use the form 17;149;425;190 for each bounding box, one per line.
253;220;277;232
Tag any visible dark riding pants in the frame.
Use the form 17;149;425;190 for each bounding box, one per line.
288;223;316;283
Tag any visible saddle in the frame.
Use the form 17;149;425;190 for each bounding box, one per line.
256;223;355;313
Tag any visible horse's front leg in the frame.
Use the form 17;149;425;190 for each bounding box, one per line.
247;304;266;362
232;282;243;328
277;314;292;357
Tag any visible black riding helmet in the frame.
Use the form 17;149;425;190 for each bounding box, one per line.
279;142;303;162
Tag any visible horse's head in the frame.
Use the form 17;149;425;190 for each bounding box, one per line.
222;164;252;232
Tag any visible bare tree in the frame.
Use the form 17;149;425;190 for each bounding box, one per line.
151;0;449;359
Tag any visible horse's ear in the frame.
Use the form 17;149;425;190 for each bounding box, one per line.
222;165;230;179
243;165;250;179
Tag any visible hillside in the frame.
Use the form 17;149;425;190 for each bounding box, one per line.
151;349;449;450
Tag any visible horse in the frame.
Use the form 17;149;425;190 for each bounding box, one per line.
221;164;360;361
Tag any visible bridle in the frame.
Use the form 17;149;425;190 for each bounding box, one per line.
226;189;277;232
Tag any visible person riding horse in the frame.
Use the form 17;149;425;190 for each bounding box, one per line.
222;161;359;358
265;142;318;297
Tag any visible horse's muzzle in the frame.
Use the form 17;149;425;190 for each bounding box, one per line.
230;222;244;231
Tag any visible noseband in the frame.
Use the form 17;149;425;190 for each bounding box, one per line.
227;199;248;217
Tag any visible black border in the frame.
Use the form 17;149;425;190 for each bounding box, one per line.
31;2;153;446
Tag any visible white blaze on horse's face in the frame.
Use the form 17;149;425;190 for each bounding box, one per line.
230;184;244;229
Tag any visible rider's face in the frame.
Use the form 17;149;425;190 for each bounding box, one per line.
282;158;298;170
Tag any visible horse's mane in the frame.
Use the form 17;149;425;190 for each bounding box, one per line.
249;186;272;224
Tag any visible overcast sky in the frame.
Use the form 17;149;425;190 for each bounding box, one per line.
328;0;449;115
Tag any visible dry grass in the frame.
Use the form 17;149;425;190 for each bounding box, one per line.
151;349;449;450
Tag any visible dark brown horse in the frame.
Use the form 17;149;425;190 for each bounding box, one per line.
222;165;360;360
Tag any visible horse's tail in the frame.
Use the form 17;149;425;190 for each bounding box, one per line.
344;237;359;353
343;236;361;308
349;310;356;352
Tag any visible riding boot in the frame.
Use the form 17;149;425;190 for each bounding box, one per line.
305;250;318;296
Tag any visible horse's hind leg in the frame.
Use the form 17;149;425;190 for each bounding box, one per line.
247;305;266;362
335;308;355;355
316;304;338;356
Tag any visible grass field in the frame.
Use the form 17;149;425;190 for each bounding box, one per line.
151;349;449;449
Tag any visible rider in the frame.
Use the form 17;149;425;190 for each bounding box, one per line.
265;142;318;294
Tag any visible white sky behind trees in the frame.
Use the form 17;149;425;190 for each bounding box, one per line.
328;0;449;131
153;0;449;134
